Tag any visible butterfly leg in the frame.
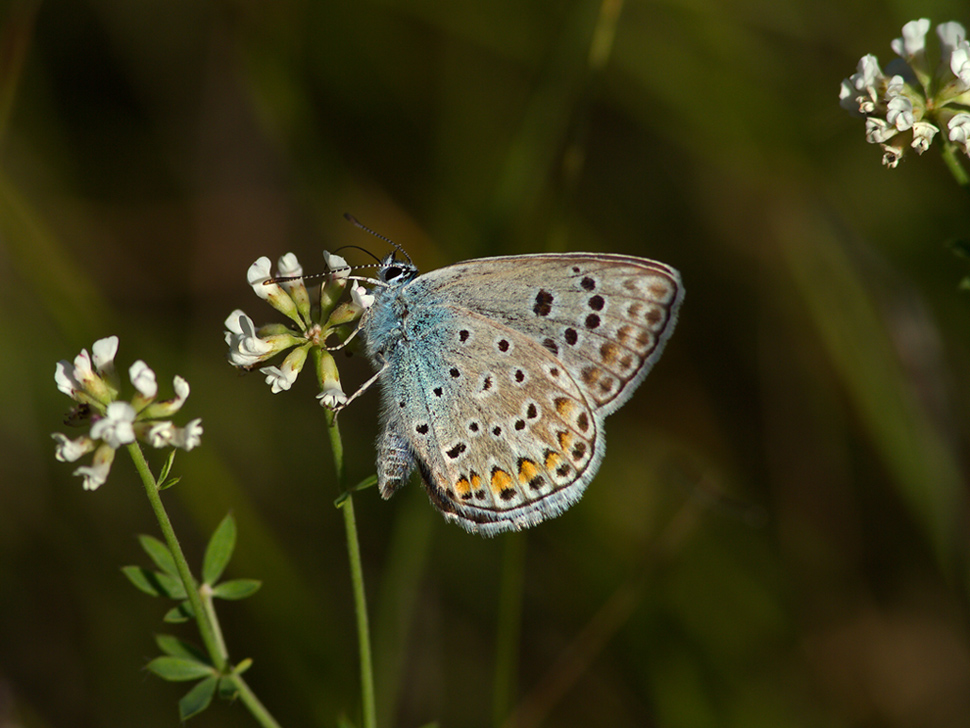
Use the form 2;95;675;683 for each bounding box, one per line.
376;422;414;499
329;359;389;414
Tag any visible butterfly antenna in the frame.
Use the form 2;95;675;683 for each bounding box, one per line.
343;213;414;267
334;244;383;265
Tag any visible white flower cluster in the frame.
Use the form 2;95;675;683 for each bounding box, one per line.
52;336;203;490
840;19;970;167
224;251;375;408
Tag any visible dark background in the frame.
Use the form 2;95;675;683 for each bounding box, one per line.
2;0;969;726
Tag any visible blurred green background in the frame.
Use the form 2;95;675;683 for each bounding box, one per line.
2;0;970;726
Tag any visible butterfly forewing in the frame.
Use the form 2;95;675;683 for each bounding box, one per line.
421;253;683;415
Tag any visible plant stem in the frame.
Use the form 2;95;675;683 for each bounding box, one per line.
941;141;970;190
200;583;229;662
343;493;377;728
227;674;283;728
327;410;377;728
128;442;282;728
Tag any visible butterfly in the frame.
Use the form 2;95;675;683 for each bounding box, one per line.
337;241;683;536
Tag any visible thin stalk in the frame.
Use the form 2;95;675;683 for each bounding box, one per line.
342;493;377;728
941;141;970;190
326;407;377;728
226;674;283;728
200;583;230;662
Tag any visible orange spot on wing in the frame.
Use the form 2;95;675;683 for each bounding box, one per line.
554;397;574;417
490;468;513;492
518;459;540;484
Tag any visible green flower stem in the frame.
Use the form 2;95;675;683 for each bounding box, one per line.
127;442;282;728
941;141;970;190
326;408;377;728
200;583;229;662
224;674;282;728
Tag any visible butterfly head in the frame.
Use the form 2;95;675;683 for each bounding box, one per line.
377;253;419;287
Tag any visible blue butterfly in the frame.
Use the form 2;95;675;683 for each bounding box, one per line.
338;241;683;536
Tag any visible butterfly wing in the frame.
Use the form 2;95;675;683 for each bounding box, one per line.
370;253;683;535
422;253;684;416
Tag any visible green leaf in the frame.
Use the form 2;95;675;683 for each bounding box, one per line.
155;634;208;662
163;601;195;623
122;566;187;599
212;579;261;600
146;656;215;682
203;513;236;586
179;676;218;720
233;657;253;675
157;449;176;485
159;475;181;491
335;475;379;507
351;474;378;492
138;535;178;577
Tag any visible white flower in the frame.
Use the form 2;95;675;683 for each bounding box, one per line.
840;55;889;114
881;143;904;168
55;360;80;397
225;310;275;367
146;421;177;448
938;22;966;61
55;341;118;403
52;433;95;462
948;113;970;153
351;282;375;309
129;360;158;400
277;253;303;278
865;117;896;144
910;121;939;153
247;257;276;300
261;365;298;393
74;444;115;491
323;251;350;279
260;346;308;393
886;94;914;131
174;418;204;451
247;256;303;324
892;18;931;57
73;348;95;385
950;40;970;87
171;376;190;409
317;386;347;409
90;401;137;449
91;336;119;372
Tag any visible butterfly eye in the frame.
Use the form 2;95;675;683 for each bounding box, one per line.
381;262;417;284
